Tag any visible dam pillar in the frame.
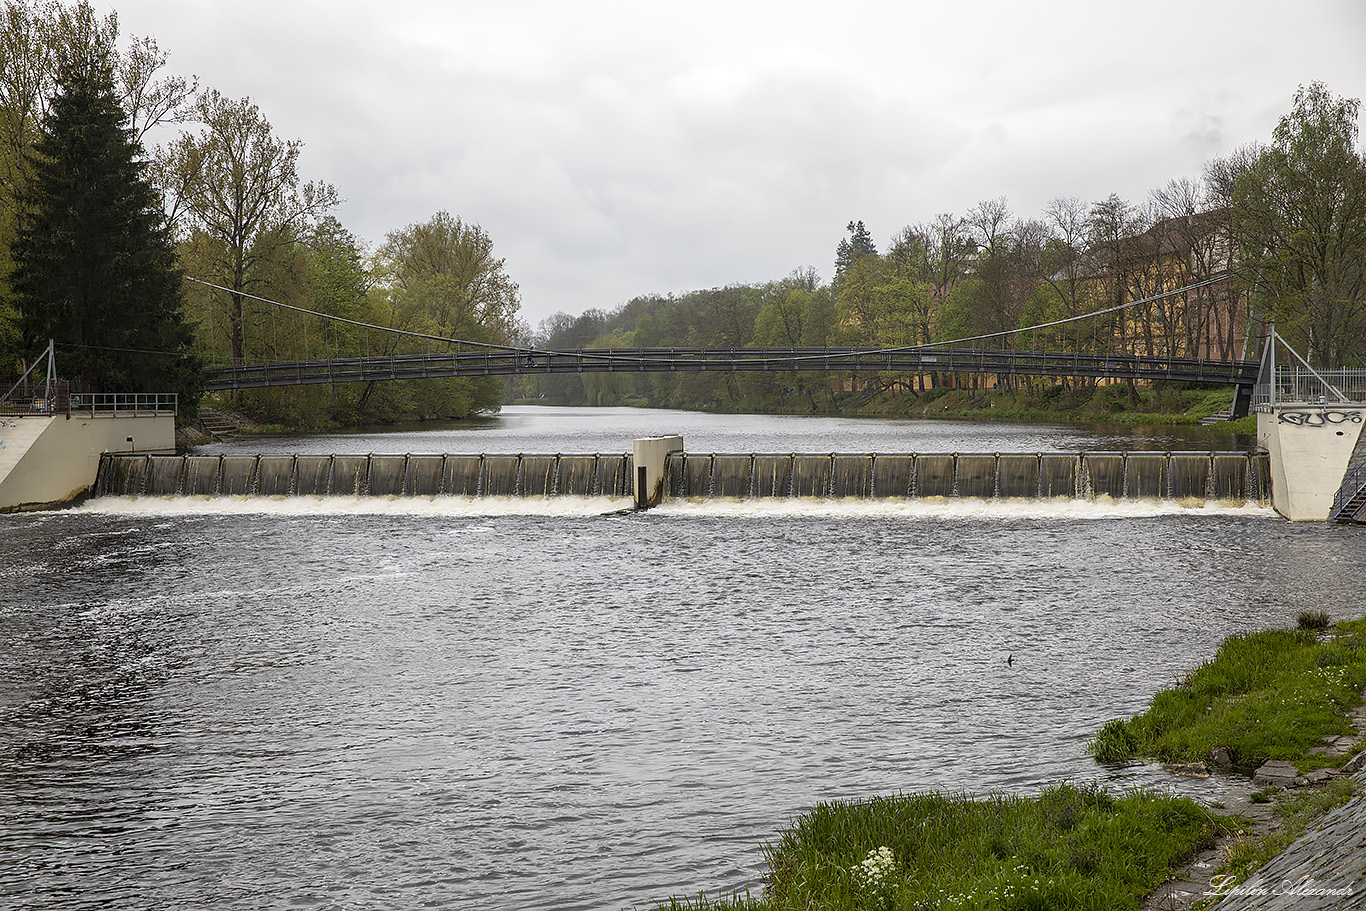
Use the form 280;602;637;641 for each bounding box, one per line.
1257;404;1366;521
633;436;683;509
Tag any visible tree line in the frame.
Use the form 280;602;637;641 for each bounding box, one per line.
1;0;520;427
3;1;1362;427
527;82;1366;414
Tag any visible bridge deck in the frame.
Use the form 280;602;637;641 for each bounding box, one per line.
203;346;1260;392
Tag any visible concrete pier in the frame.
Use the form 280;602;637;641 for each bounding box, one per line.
632;435;683;509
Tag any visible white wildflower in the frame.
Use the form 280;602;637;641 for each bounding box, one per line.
855;845;897;889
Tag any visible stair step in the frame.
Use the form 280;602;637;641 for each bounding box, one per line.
1197;404;1237;425
198;408;240;437
1330;459;1366;522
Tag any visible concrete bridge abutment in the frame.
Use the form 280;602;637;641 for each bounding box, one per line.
0;412;176;512
1257;404;1366;521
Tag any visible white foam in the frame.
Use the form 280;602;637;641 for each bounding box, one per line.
648;496;1277;521
73;494;1277;521
75;495;632;518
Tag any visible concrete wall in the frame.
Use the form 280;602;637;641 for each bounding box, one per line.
632;435;683;508
1257;404;1366;521
0;413;175;511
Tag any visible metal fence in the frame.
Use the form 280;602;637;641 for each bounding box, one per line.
0;389;177;417
1253;367;1366;408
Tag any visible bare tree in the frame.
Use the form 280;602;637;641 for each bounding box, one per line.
965;196;1011;252
1041;196;1091;350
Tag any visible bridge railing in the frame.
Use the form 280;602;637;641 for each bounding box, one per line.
202;346;1261;391
1331;459;1366;522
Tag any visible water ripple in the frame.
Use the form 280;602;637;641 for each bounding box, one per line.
1;503;1362;910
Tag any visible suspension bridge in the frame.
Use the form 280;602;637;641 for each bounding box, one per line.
201;345;1260;394
193;277;1260;409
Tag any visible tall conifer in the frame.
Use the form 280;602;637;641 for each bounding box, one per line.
10;47;200;410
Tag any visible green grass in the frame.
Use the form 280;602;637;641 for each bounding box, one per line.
1297;610;1332;631
1087;617;1366;770
640;784;1220;911
639;618;1366;911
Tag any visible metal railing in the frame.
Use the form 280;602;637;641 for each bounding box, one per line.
1330;459;1366;522
1;390;177;417
1253;367;1366;408
1;342;178;417
1251;331;1366;408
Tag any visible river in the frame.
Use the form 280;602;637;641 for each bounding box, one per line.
2;406;1362;911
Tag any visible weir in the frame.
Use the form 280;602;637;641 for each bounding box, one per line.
94;449;1271;506
661;451;1269;503
95;452;634;499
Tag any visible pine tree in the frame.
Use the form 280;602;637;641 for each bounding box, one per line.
10;47;201;412
835;219;878;278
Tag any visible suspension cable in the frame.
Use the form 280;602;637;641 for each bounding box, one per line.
186;277;514;353
187;273;1233;368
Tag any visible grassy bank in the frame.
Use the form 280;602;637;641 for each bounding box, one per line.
855;385;1251;433
1088;615;1366;770
645;785;1220;911
1084;614;1366;908
639;616;1366;911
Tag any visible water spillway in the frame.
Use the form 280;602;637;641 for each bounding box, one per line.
662;451;1270;504
94;453;634;499
95;450;1271;506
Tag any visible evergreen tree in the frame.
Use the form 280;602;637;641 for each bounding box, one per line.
834;219;878;278
10;46;201;412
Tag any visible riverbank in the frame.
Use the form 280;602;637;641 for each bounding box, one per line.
637;616;1366;911
205;384;1255;441
1203;764;1366;911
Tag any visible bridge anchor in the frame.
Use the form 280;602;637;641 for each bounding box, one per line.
1254;330;1366;521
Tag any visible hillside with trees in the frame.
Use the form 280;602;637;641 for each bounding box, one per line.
1;0;521;428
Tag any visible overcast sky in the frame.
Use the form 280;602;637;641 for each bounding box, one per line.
96;0;1365;329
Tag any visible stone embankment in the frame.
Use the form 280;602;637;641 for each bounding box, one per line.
1143;703;1366;911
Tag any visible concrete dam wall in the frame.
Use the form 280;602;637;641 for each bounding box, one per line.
664;451;1270;503
96;450;1271;506
95;453;635;499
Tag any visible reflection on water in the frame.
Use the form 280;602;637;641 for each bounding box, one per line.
0;408;1357;911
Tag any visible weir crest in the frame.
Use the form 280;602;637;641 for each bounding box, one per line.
95;450;1271;506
